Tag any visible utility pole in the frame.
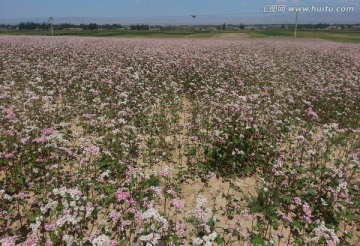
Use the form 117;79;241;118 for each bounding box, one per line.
49;17;54;36
294;11;299;40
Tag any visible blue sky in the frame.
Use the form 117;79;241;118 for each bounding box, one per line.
0;0;359;24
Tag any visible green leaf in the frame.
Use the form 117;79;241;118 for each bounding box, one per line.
105;186;114;194
307;188;315;195
269;215;277;221
294;238;303;245
8;186;16;193
119;240;128;246
188;146;197;156
27;214;41;222
215;236;224;245
15;177;24;185
294;221;303;229
280;195;291;202
345;212;353;221
207;218;215;228
251;234;264;245
354;197;360;206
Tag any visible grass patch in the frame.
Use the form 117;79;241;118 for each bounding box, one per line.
0;29;220;38
246;29;360;43
1;29;359;43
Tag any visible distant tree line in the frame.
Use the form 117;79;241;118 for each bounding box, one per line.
281;23;353;29
13;22;253;31
130;24;150;30
280;23;332;29
18;22;51;30
0;24;12;28
80;23;98;30
216;23;245;30
17;22;124;30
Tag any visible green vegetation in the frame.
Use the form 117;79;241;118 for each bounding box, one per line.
1;28;359;43
247;29;360;43
0;29;219;38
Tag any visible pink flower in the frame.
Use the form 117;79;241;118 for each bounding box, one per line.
275;153;286;168
44;221;57;231
2;107;15;119
34;137;47;143
190;136;199;141
237;79;244;86
175;220;186;238
85;146;100;155
0;236;18;246
115;189;130;202
15;235;38;246
304;216;312;224
20;138;29;144
41;128;53;136
128;199;137;205
110;211;122;222
293;197;302;205
4;130;14;136
159;167;171;178
14;192;29;199
167;189;177;196
4;153;13;159
307;107;319;120
297;135;305;141
302;202;312;218
170;199;185;211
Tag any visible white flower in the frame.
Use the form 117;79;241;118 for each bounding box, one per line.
208;232;217;241
141;208;169;231
138;233;161;245
192;237;203;245
30;216;43;233
3;194;12;201
40;200;58;214
92;234;112;246
63;234;75;246
56;214;80;227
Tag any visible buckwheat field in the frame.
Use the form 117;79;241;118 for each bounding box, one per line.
0;36;359;245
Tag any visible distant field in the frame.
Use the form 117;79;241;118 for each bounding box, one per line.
1;28;360;43
247;29;360;43
0;29;218;38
